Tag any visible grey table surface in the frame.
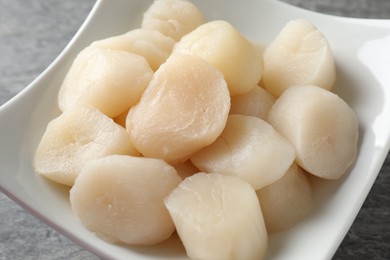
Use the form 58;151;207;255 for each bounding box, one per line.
0;0;389;259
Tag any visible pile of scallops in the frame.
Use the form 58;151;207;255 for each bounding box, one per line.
34;0;359;259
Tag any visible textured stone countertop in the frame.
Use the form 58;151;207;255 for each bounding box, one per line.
0;0;389;259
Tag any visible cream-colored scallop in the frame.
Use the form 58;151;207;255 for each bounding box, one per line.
70;155;181;245
172;160;199;180
191;115;296;190
230;86;275;120
34;105;139;186
267;85;358;179
173;20;263;96
141;0;205;41
257;163;313;233
58;45;153;118
126;53;230;164
263;19;336;97
92;28;175;71
165;172;268;260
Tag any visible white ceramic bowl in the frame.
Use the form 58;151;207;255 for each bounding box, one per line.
1;0;390;259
